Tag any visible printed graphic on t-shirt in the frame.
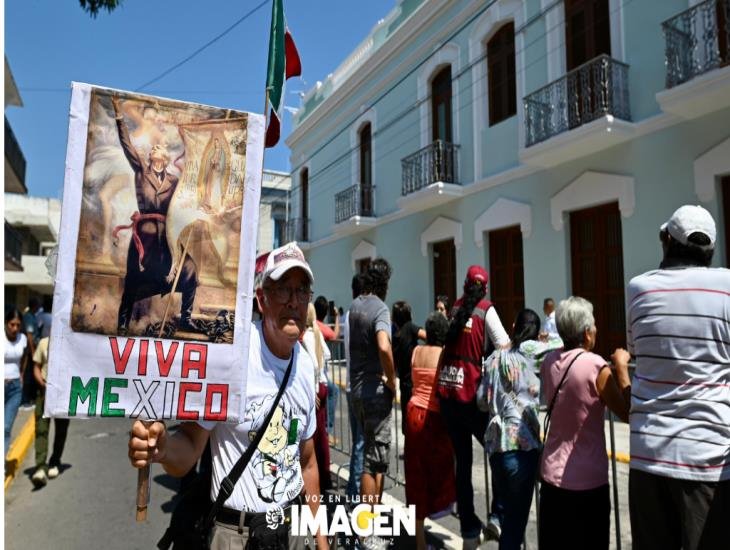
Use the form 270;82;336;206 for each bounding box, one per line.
246;394;305;504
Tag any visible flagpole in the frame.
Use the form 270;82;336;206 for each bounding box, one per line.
261;87;270;234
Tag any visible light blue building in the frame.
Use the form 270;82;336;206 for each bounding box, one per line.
286;0;730;359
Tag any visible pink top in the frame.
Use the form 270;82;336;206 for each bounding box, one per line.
410;346;443;412
540;348;609;490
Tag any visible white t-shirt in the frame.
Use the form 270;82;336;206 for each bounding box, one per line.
301;328;331;386
543;311;558;337
628;267;730;482
485;307;510;348
198;321;317;512
5;333;27;380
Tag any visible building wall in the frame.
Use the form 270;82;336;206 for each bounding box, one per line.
288;0;730;324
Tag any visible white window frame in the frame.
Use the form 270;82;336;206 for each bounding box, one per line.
420;216;463;256
417;43;461;149
474;197;532;247
542;0;626;83
349;108;377;189
694;137;730;202
550;170;635;231
351;240;376;271
469;0;527;178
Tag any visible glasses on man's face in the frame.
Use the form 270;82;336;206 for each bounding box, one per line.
264;285;313;305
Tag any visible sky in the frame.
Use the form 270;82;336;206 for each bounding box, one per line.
5;0;395;198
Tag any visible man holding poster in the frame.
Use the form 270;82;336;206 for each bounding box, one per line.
128;243;328;549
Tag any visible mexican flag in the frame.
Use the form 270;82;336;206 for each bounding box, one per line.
265;0;301;148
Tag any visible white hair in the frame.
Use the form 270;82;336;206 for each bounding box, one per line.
556;296;595;348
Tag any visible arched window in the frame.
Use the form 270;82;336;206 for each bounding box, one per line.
359;123;373;216
300;168;309;241
487;22;516;126
431;66;453;143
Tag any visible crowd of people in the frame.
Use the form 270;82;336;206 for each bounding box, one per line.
4;296;69;488
322;204;727;550
257;204;726;550
6;203;726;550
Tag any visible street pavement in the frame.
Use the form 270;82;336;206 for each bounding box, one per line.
5;405;634;550
4;416;176;550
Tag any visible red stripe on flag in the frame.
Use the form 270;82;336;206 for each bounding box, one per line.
285;30;301;78
265;108;281;148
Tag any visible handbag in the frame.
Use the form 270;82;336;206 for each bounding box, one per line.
158;354;294;550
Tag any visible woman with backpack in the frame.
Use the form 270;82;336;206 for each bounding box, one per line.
437;266;510;549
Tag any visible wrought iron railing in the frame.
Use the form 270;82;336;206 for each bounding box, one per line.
5;221;23;270
662;0;729;89
5;117;26;189
334;184;374;223
400;140;459;196
524;54;631;147
285;217;310;243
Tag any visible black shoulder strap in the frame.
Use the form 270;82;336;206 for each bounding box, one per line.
202;352;295;528
542;351;584;443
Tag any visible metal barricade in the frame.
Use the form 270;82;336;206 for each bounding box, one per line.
324;339;628;549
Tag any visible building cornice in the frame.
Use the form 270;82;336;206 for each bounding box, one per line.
287;0;486;149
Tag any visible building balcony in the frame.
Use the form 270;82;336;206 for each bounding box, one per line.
4;194;60;243
285;217;310;244
397;140;462;212
4;221;23;271
4;254;54;293
520;54;634;168
5;117;27;194
333;184;376;235
657;0;730;119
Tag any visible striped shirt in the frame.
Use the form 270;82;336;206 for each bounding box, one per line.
627;267;730;482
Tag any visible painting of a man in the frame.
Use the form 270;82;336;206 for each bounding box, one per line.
111;96;198;335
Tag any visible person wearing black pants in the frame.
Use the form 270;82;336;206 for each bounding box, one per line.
440;399;492;538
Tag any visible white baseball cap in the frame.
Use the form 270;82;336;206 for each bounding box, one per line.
261;242;314;285
660;205;716;246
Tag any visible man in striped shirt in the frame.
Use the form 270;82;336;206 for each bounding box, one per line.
627;205;729;550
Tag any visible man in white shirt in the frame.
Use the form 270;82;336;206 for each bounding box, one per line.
627;205;729;549
128;242;328;549
541;297;557;338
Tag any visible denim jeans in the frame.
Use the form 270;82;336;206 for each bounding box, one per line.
489;449;540;550
4;378;23;456
326;380;339;434
345;391;364;498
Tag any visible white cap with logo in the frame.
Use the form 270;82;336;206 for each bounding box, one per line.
261;242;314;285
660;205;716;247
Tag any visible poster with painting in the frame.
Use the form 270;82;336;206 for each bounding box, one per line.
45;83;264;422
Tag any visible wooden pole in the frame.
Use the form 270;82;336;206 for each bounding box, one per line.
135;420;152;522
159;225;195;338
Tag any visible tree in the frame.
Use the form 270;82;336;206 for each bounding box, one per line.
78;0;123;17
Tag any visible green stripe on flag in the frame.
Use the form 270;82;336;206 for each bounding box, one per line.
266;0;285;112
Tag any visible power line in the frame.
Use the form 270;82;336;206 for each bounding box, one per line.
135;0;270;92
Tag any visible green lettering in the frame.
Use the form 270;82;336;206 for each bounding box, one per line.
101;378;128;417
68;376;99;417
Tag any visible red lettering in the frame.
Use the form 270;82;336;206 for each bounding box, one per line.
177;382;202;420
204;384;229;421
181;343;207;379
155;341;179;377
137;340;149;376
109;337;135;375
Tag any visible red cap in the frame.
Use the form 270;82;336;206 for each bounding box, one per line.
465;265;488;289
